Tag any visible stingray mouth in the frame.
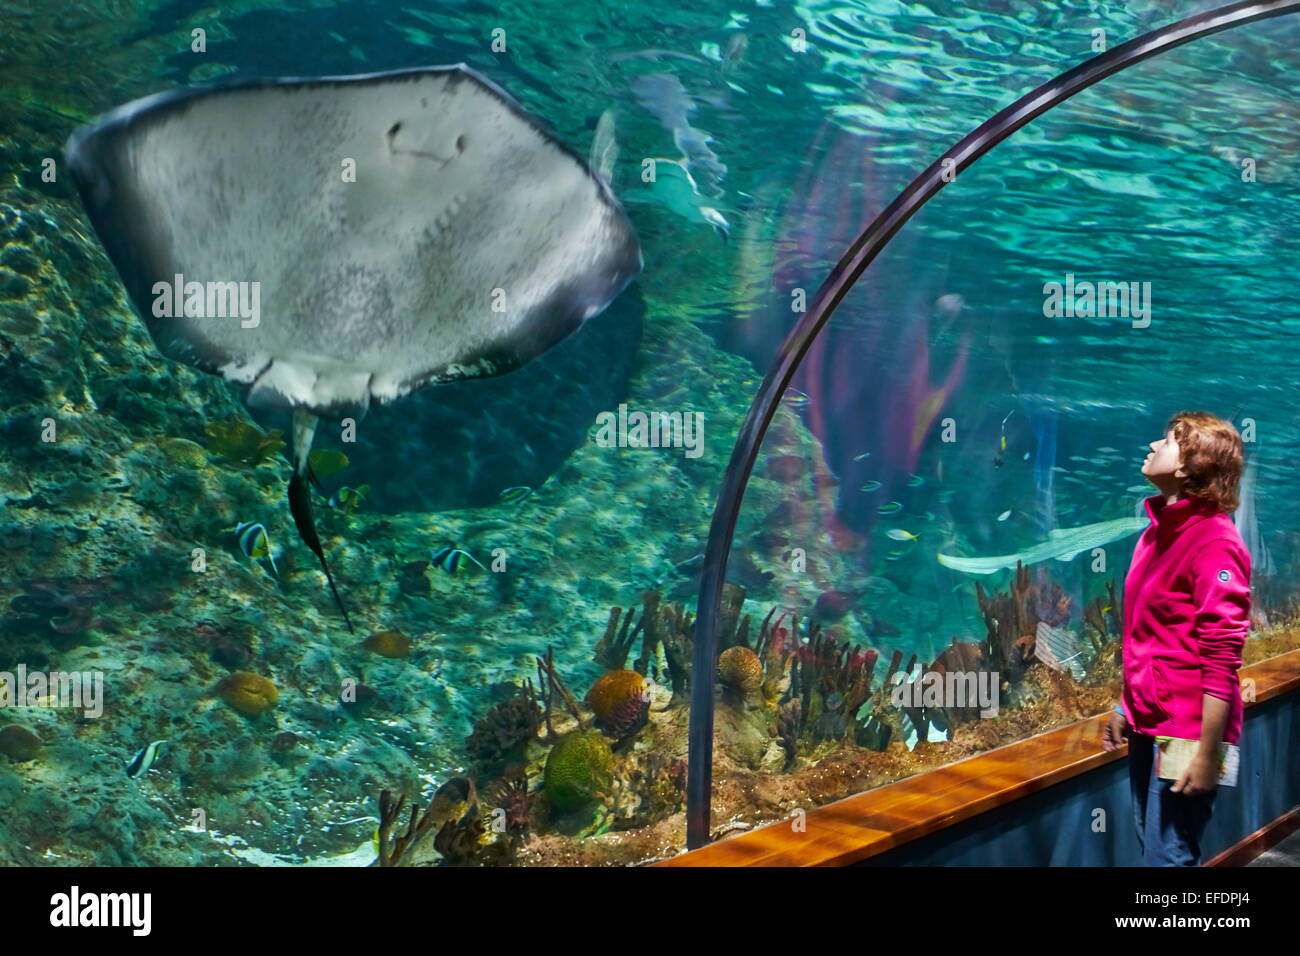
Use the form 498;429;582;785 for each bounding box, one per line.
385;120;465;168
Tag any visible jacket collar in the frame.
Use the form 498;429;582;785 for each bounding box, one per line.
1143;493;1219;536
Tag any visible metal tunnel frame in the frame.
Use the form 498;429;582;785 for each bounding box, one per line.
686;0;1300;850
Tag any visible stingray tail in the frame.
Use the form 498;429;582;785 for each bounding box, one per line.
290;411;354;632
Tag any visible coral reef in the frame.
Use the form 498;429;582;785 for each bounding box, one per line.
215;671;279;718
584;669;650;740
465;681;543;770
543;729;614;813
717;646;762;700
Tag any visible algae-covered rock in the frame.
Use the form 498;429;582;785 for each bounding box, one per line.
543;729;613;812
0;725;41;762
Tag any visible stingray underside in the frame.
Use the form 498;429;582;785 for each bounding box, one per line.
65;64;643;419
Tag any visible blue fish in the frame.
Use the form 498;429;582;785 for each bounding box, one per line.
126;739;168;778
235;521;278;578
431;547;487;574
499;486;532;505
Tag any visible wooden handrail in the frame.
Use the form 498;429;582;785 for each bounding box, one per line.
657;648;1300;866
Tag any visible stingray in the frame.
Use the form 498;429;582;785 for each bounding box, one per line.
65;65;642;631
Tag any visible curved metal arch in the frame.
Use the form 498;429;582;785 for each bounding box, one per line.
686;0;1300;849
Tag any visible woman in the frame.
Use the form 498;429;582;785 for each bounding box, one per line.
1101;411;1251;866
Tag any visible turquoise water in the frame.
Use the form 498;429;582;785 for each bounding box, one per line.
1;0;1298;865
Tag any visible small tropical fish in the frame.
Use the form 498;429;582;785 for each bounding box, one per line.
994;409;1014;467
360;630;412;659
499;485;533;505
997;509;1012;521
329;484;370;512
783;389;810;409
308;448;350;481
860;480;882;492
885;549;906;561
431;547;487;574
722;31;748;71
852;452;872;462
906;474;924;487
934;293;965;319
886;529;918;541
1023;452;1030;460
235;521;279;577
1101;605;1111;613
878;501;902;516
204;419;285;466
126;739;168;779
938;489;956;503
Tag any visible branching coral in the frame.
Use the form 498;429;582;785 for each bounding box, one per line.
374;789;442;867
786;621;878;743
535;647;587;740
975;560;1053;679
595;590;695;706
1083;579;1122;651
592;599;649;671
466;680;543;769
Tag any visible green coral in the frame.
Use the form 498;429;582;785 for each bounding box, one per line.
543;729;613;813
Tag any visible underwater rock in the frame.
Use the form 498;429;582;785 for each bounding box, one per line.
0;725;41;762
340;683;380;715
360;630;412;659
584;669;650;739
543;729;614;813
159;437;208;468
215;671;279;717
765;454;806;483
7;574;116;637
812;588;856;622
397;560;431;597
269;731;301;754
197;620;252;671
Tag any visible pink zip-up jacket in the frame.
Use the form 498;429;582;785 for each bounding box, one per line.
1121;493;1250;745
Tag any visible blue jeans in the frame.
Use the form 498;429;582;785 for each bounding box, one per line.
1128;730;1217;866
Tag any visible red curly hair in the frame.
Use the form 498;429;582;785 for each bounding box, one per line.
1166;410;1244;512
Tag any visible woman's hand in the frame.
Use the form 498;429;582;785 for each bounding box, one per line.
1171;753;1219;796
1101;711;1128;752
